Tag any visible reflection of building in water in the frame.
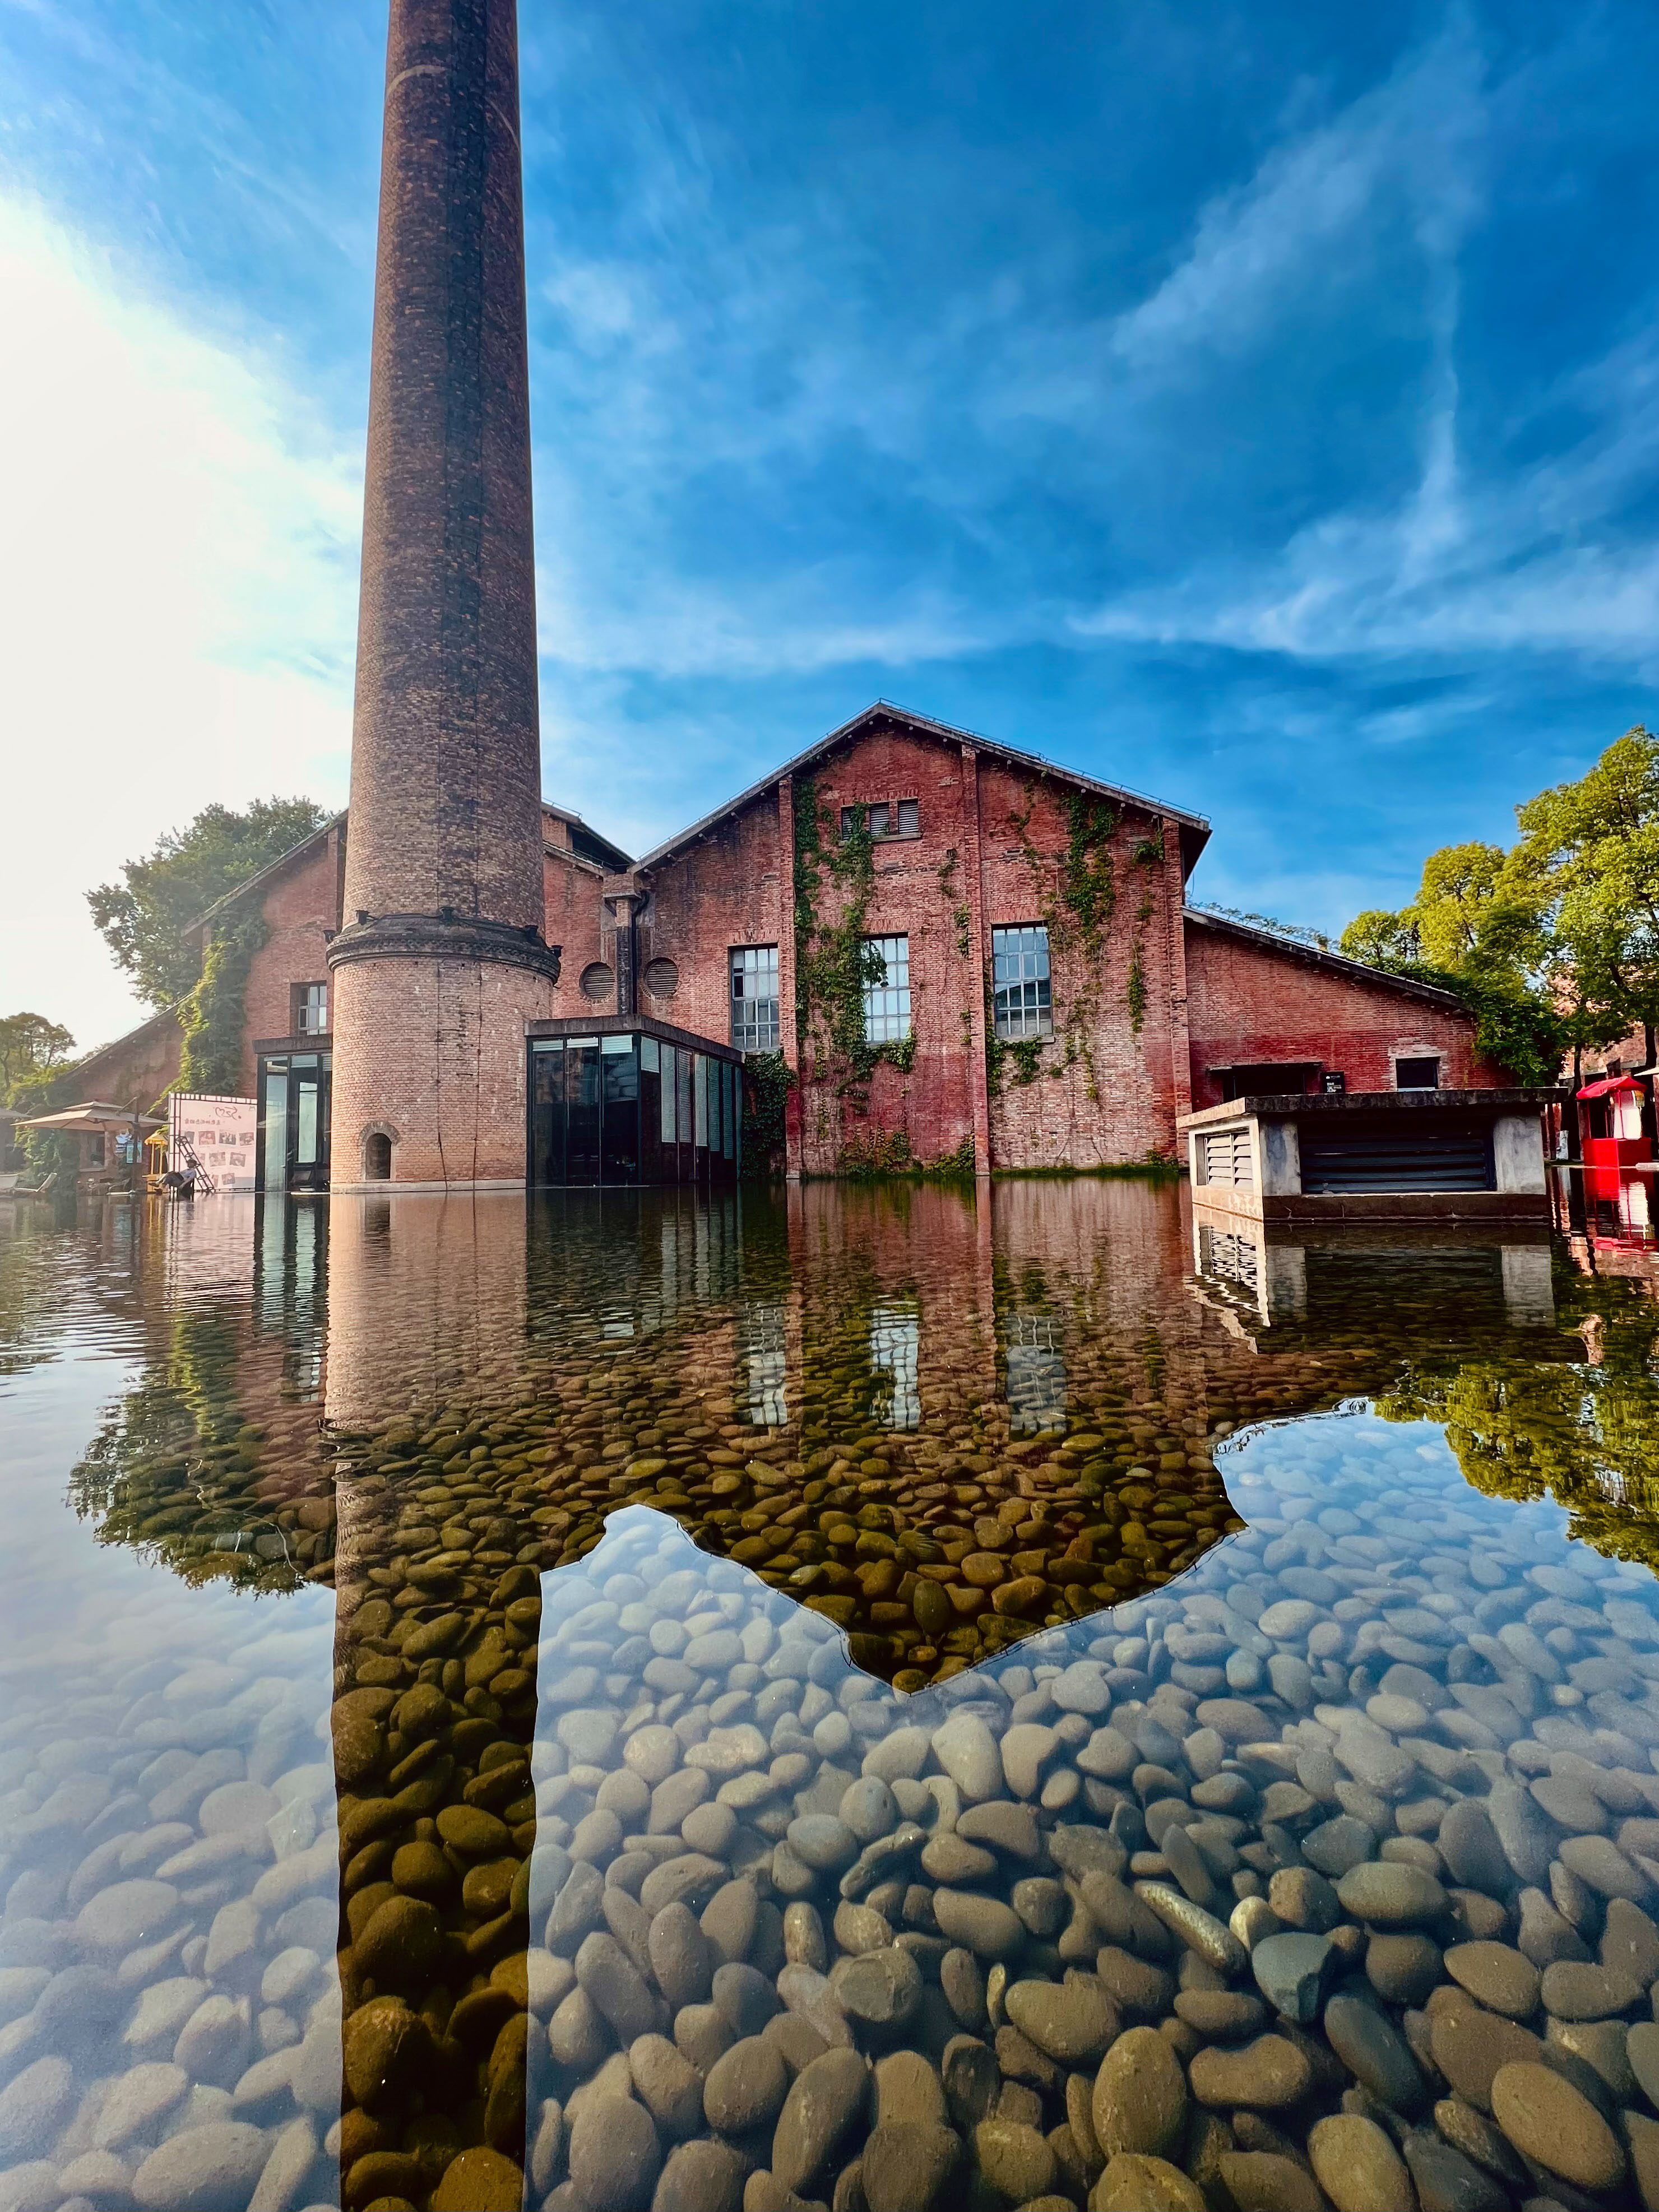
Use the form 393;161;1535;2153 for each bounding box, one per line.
254;1198;327;1400
325;1193;531;1434
525;1190;745;1350
1005;1307;1067;1433
869;1300;921;1429
739;1300;789;1425
1190;1204;1556;1336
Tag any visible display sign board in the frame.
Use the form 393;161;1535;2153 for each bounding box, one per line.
169;1093;259;1192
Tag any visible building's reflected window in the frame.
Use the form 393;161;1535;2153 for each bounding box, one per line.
740;1300;788;1425
1197;1224;1261;1299
1006;1309;1066;1433
870;1300;920;1429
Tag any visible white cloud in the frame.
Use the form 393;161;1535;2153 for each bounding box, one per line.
0;195;360;1048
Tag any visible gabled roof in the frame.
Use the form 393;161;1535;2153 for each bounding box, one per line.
634;701;1212;876
541;802;633;873
186;814;345;938
1184;906;1468;1011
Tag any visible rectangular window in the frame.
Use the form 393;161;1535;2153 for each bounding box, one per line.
294;982;328;1035
730;945;781;1052
1395;1055;1441;1090
839;801;921;841
863;934;911;1042
992;925;1053;1040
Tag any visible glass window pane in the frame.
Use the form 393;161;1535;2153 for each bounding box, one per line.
861;934;911;1043
868;803;891;838
641;1035;660;1071
730;946;780;1052
295;1081;319;1165
991;924;1053;1040
897;799;919;836
261;1072;288;1190
661;1046;678;1143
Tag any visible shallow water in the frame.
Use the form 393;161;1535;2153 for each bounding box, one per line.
3;1182;1659;2212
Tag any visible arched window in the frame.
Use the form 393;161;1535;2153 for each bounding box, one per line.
365;1131;392;1181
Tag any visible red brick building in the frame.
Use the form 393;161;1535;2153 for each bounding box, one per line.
69;701;1502;1186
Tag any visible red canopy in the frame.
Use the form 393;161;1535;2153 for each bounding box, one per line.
1578;1075;1646;1100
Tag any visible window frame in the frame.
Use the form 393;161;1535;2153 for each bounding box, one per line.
861;933;912;1043
838;800;921;842
729;944;781;1054
1393;1054;1442;1091
991;924;1054;1041
292;981;329;1037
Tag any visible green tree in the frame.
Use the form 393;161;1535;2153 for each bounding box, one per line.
87;797;327;1008
1338;849;1565;1086
1510;727;1659;1066
0;1013;75;1099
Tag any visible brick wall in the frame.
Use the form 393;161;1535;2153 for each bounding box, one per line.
70;1011;183;1116
542;849;610;1017
1183;915;1498;1103
637;791;789;1045
238;826;346;1089
638;720;1195;1172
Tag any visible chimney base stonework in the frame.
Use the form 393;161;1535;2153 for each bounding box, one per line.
330;952;553;1190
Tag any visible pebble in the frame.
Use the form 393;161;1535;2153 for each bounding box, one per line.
1004;1975;1116;2063
1489;2058;1626;2190
1090;2152;1206;2209
1090;2025;1188;2156
1443;1941;1538;2019
705;2034;789;2132
1188;2035;1313;2109
1306;2113;1413;2212
1323;1992;1426;2115
1250;1933;1336;2024
772;2048;870;2195
1334;1863;1447;1927
129;2121;268;2211
859;2121;959;2212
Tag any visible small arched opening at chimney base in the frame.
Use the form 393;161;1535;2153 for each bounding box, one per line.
364;1131;393;1181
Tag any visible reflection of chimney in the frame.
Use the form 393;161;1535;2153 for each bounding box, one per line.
604;885;644;1019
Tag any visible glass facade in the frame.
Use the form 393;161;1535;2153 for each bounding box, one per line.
530;1030;741;1187
993;925;1053;1039
730;946;780;1052
862;935;911;1043
256;1052;331;1192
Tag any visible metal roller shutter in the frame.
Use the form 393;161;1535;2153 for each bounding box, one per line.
1300;1130;1494;1193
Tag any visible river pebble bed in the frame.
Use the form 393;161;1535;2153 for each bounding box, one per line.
5;1186;1659;2212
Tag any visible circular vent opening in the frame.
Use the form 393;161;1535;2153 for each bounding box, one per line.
643;958;680;999
578;961;615;1001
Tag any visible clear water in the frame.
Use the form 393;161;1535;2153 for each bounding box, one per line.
2;1183;1658;2212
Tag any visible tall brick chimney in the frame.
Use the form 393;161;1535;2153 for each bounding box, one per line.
327;0;558;1188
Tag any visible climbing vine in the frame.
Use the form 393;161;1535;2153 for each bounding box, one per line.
740;1051;794;1173
178;913;265;1097
938;847;971;958
793;777;913;1096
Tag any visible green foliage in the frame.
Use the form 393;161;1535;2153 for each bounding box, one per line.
740;1051;794;1172
1340;728;1659;1074
179;912;266;1096
1511;726;1659;1057
1126;946;1147;1034
1059;792;1120;957
7;1059;81;1174
87;795;327;1009
837;1128;915;1176
0;1013;75;1098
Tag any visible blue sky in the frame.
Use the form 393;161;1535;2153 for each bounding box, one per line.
3;0;1658;1043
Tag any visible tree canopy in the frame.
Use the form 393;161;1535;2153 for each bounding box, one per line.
87;796;328;1009
0;1013;75;1100
1337;728;1659;1081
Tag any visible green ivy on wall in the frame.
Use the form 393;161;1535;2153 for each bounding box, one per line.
178;913;265;1097
793;777;914;1092
740;1050;795;1173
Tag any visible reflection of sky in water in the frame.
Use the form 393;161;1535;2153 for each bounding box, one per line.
4;1186;1659;2208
